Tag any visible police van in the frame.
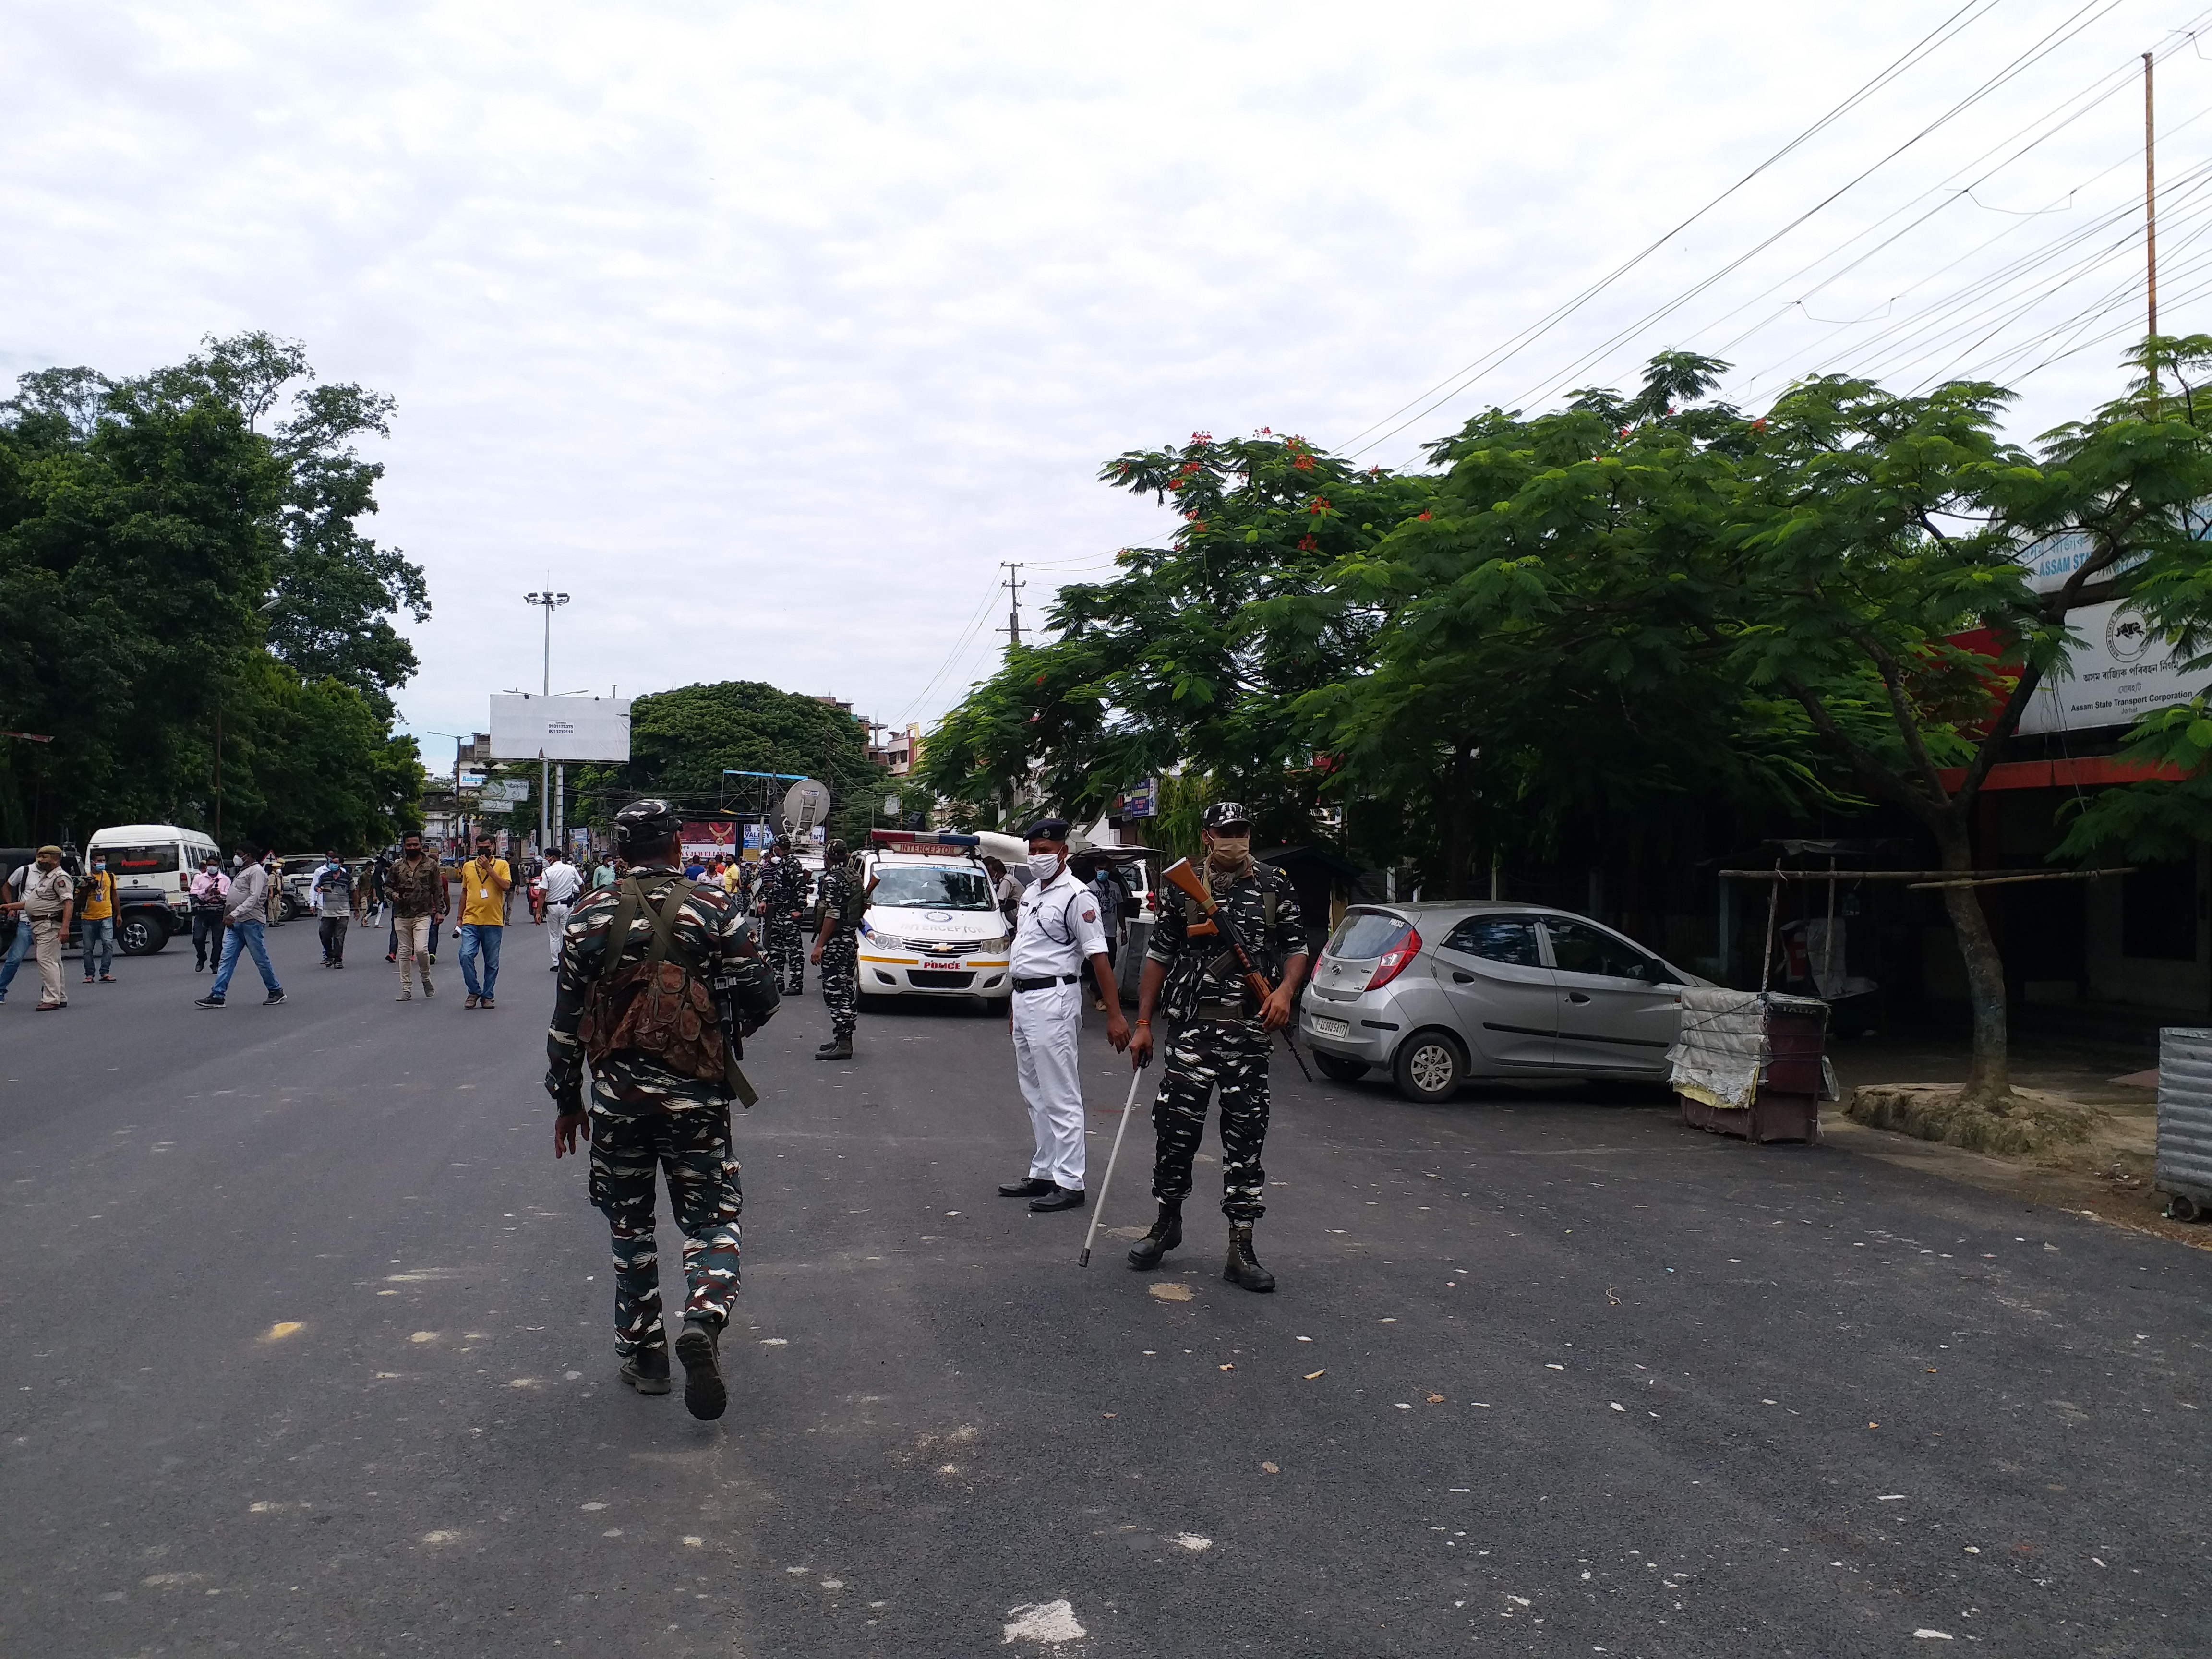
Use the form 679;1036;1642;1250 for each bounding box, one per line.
854;830;1012;1012
85;823;221;953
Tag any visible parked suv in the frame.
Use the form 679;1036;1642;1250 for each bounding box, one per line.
1299;902;1710;1103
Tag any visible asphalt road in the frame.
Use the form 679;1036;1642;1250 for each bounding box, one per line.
1;918;2207;1658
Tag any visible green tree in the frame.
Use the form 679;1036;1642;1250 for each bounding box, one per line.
0;337;427;852
924;431;1437;845
1291;354;1846;899
576;681;873;839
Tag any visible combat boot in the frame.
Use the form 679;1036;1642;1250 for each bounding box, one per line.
1224;1222;1275;1293
815;1036;853;1060
1125;1200;1183;1271
675;1318;727;1421
619;1344;671;1395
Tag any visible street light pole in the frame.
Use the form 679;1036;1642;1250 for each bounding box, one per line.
524;588;570;857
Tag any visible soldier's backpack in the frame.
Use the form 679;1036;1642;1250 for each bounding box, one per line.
577;876;728;1088
839;868;869;929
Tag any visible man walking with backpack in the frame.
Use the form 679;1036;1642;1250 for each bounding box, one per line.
547;799;779;1420
808;839;866;1060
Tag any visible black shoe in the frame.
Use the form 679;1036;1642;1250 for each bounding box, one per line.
675;1319;726;1420
619;1345;672;1395
998;1177;1056;1198
1029;1185;1085;1213
1127;1200;1183;1270
1224;1222;1275;1293
195;995;226;1009
264;990;286;1006
815;1037;853;1060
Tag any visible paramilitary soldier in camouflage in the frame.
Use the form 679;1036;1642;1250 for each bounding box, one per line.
549;798;779;1419
809;839;863;1062
759;834;806;997
1127;802;1308;1292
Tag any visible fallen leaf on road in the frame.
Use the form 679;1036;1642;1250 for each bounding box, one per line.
1304;1370;1325;1380
262;1322;304;1343
1261;1461;1279;1473
1219;1363;1234;1371
1427;1394;1445;1404
1149;1284;1192;1303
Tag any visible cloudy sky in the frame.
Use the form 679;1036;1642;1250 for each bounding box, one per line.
7;1;2209;771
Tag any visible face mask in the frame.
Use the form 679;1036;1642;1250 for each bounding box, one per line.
1207;836;1251;872
405;848;422;860
92;862;106;872
1028;852;1063;885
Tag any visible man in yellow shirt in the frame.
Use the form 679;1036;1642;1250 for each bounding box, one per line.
78;853;119;984
457;833;514;1009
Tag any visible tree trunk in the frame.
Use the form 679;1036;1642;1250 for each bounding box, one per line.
1443;740;1471;899
1934;817;2011;1106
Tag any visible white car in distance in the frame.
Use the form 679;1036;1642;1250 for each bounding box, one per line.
854;832;1012;1012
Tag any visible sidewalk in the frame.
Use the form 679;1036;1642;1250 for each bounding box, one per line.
1820;1026;2202;1249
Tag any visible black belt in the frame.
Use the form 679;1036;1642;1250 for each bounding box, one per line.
1011;974;1079;992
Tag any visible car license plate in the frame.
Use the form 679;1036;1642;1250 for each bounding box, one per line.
1310;1016;1350;1039
913;966;964;978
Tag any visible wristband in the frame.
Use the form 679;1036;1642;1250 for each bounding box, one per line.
1135;1019;1152;1027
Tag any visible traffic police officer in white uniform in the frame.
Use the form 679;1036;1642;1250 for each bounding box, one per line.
998;817;1130;1211
541;850;584;968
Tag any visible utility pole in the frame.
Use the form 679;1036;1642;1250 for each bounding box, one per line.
524;587;570;857
2147;49;2160;413
1000;561;1026;646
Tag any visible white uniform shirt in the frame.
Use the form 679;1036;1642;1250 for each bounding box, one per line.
1010;864;1106;981
541;859;582;904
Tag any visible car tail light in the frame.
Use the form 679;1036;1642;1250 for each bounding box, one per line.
1365;925;1421;991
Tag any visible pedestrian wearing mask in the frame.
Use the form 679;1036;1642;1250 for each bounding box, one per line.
187;858;230;971
457;833;512;1009
984;856;1020;930
541;849;583;970
196;839;285;1008
78;853;119;985
998;819;1130;1211
18;846;74;1010
1126;803;1309;1292
386;833;443;1001
0;856;36;1003
313;850;354;967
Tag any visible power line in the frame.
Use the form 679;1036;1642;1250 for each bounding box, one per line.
1329;0;2004;459
1499;0;2134;422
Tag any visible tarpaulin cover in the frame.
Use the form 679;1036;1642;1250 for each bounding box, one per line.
1666;988;1829;1112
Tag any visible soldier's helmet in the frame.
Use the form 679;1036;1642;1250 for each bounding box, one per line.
613;798;684;855
825;839;848;865
774;833;792;853
1202;802;1253;831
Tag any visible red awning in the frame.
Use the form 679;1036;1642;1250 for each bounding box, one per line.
1936;757;2186;793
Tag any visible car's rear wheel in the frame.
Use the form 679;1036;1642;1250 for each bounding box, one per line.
117;910;168;955
1392;1031;1464;1103
1313;1051;1370;1083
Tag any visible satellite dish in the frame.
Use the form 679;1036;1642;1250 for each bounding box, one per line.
781;777;831;836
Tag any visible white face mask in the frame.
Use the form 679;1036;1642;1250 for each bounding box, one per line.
1028;852;1063;885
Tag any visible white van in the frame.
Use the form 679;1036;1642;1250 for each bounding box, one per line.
87;823;220;955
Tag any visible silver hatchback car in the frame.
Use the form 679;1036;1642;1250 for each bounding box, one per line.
1298;902;1711;1102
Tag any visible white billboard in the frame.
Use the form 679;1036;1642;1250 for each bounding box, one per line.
2020;599;2212;735
489;694;632;763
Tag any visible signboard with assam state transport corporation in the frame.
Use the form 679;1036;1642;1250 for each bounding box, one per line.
2018;599;2212;736
487;694;631;763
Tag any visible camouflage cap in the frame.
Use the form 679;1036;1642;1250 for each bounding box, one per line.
1202;802;1252;831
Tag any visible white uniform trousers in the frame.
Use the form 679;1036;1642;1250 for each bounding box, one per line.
545;901;572;962
1010;979;1085;1191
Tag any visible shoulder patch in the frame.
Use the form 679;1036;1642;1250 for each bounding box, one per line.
1080;906;1096;922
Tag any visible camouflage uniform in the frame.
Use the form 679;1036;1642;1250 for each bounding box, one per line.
546;865;778;1359
816;866;858;1040
760;853;805;995
1144;861;1307;1221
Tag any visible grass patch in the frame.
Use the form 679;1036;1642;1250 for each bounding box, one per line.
1846;1083;2107;1158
